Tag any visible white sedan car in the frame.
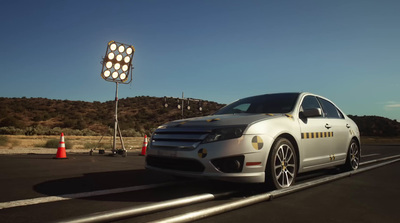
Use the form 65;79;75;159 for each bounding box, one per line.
145;92;361;189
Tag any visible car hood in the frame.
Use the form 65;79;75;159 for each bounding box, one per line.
160;113;284;129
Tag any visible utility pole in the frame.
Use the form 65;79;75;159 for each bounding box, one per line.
163;92;203;119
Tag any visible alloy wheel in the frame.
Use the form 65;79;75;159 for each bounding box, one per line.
273;143;296;188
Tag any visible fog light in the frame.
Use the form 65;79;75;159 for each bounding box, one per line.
211;155;244;173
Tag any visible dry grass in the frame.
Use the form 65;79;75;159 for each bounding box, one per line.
0;135;144;150
361;136;400;145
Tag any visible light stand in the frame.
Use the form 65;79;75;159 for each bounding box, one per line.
100;41;135;156
112;82;126;155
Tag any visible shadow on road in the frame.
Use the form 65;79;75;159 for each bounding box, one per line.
29;152;366;204
32;169;259;203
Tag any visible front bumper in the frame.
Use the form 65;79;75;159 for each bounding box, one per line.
145;134;273;183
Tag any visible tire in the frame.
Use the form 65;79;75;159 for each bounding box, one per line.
343;139;360;171
266;138;298;189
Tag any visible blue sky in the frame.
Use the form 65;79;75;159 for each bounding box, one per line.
0;0;399;121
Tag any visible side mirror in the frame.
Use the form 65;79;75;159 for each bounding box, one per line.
302;108;322;118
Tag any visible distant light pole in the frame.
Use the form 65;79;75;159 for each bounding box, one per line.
100;41;135;156
164;92;203;118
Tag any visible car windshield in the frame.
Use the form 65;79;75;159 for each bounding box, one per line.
215;93;300;115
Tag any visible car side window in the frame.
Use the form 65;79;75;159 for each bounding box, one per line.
232;103;251;113
301;96;322;111
318;98;344;119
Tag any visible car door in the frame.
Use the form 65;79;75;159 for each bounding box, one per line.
298;95;334;169
317;98;349;163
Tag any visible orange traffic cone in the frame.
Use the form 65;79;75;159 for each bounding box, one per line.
140;135;148;156
55;133;67;159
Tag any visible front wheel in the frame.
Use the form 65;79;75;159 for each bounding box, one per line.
266;138;298;189
342;139;360;171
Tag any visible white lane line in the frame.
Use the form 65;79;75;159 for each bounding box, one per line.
0;181;178;210
151;157;400;223
361;153;380;158
360;154;400;166
57;191;236;223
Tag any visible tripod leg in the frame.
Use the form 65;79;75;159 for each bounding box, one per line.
117;123;127;157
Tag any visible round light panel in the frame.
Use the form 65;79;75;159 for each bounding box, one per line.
101;41;135;83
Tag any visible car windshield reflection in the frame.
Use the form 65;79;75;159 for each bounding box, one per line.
215;93;300;115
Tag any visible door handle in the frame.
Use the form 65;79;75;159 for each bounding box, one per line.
325;123;331;129
346;124;350;128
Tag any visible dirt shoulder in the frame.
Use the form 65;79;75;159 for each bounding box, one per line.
361;136;400;145
0;135;144;155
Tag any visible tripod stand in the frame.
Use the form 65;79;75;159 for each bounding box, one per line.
111;82;127;156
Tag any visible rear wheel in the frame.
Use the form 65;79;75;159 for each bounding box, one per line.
343;139;360;171
266;138;298;189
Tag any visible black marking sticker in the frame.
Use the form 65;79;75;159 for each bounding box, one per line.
252;136;264;150
198;148;207;158
301;132;334;139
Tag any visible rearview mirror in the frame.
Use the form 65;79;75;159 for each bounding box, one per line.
302;108;322;118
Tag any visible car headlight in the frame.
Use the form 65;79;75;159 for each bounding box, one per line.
202;126;247;143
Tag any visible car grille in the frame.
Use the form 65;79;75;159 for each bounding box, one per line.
150;128;211;150
146;155;205;172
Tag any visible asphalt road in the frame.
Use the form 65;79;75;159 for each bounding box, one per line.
0;145;399;223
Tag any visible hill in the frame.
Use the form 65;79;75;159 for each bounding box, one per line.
0;96;223;136
348;115;399;137
0;97;399;137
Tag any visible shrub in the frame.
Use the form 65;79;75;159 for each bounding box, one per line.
44;138;73;149
0;126;25;135
0;135;8;146
44;139;58;148
121;128;143;137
